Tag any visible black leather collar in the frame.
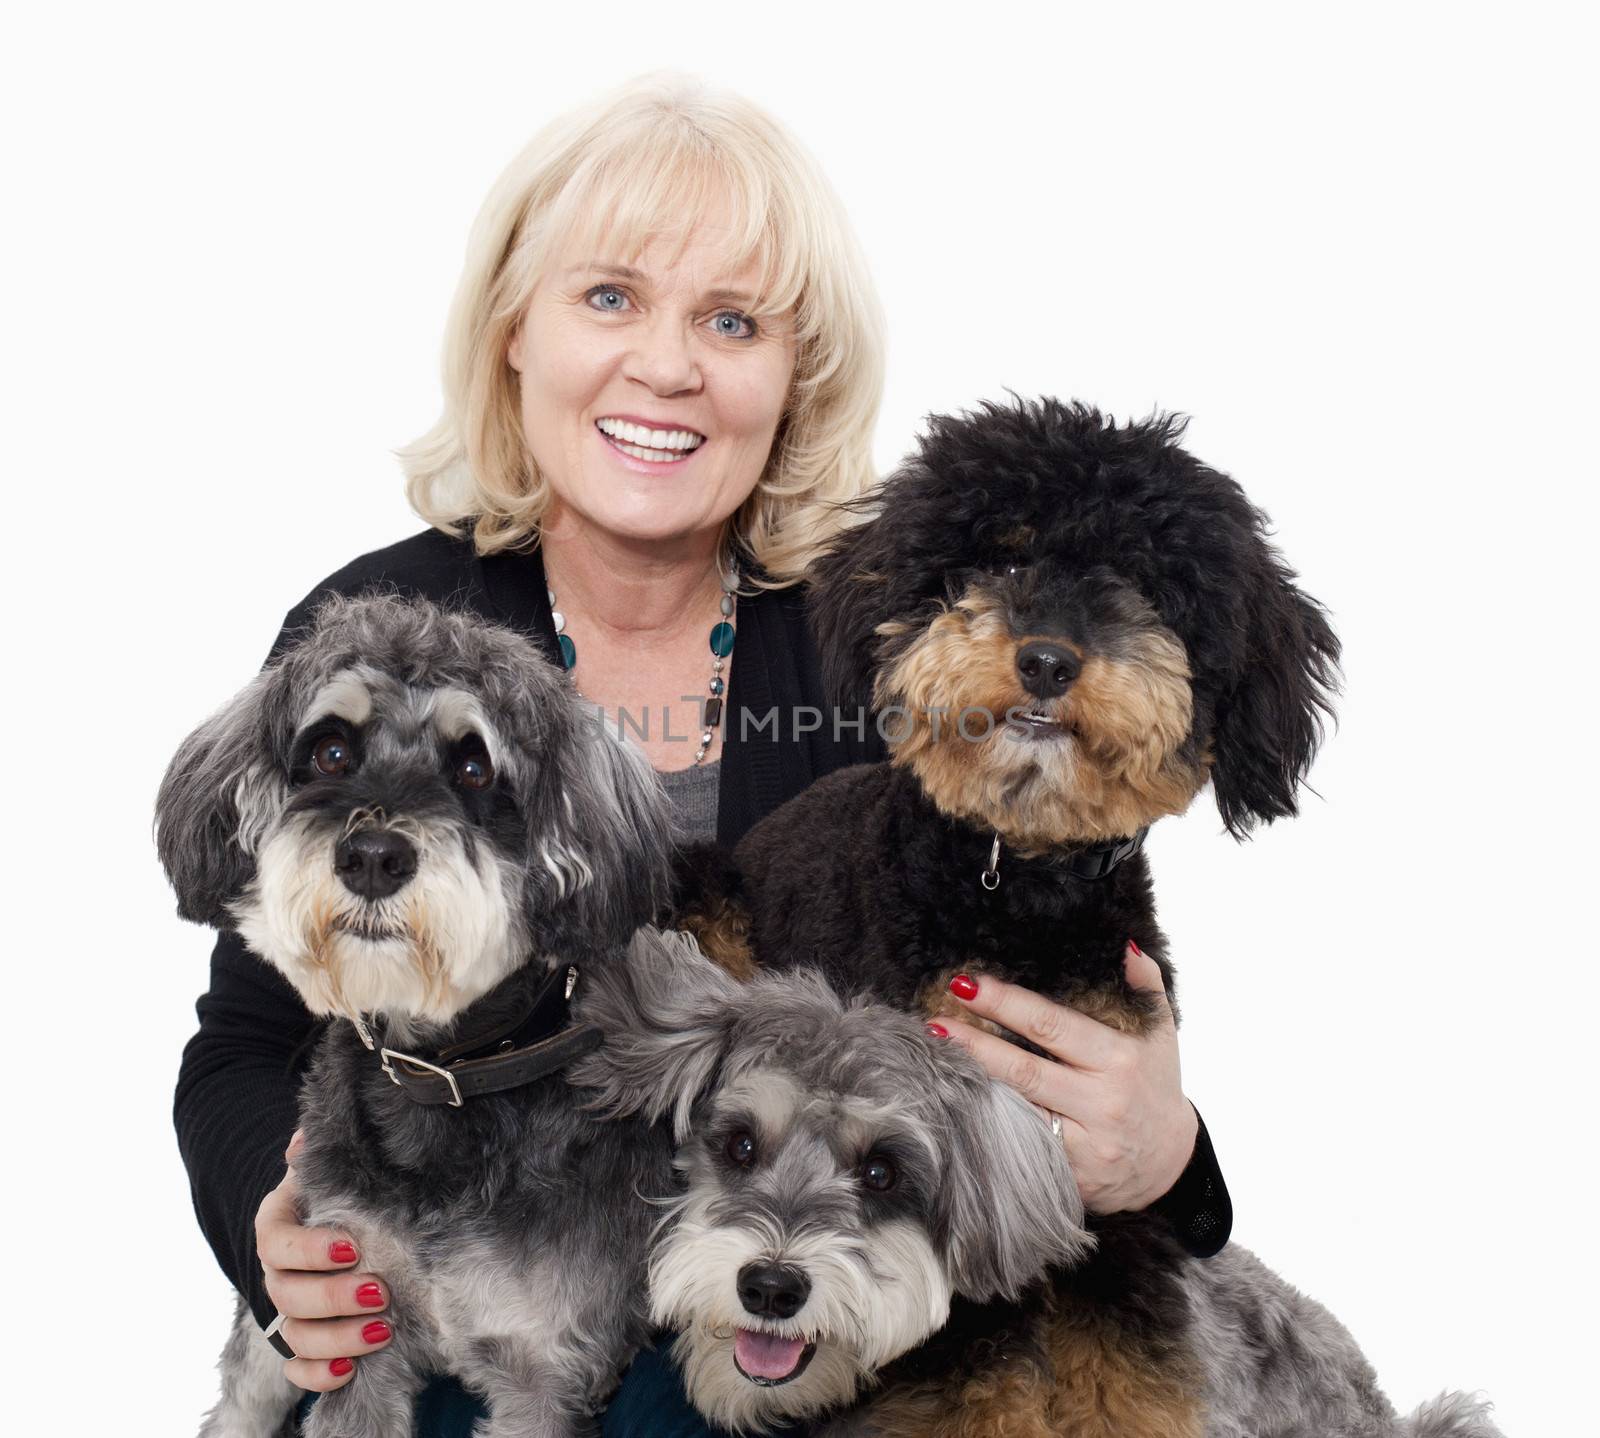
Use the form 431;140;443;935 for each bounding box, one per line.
1060;826;1149;880
982;825;1149;889
363;963;602;1108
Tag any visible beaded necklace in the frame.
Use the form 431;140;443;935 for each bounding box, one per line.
548;569;737;767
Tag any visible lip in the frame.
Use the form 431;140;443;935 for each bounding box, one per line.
594;421;704;474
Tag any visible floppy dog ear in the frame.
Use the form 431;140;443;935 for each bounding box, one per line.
806;507;909;711
937;1072;1093;1302
573;927;747;1140
1210;562;1341;837
527;720;673;955
155;666;294;928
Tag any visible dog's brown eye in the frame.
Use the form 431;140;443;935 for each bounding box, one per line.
458;753;494;789
313;736;351;776
860;1155;897;1192
726;1132;757;1168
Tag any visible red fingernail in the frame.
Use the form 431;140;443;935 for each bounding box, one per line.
925;1021;949;1038
949;974;979;1000
330;1358;355;1377
329;1241;358;1265
361;1321;392;1345
355;1283;384;1308
1128;939;1143;956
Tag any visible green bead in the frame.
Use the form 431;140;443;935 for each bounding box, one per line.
709;622;735;658
558;633;577;670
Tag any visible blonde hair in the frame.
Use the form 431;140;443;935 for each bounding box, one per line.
400;73;886;583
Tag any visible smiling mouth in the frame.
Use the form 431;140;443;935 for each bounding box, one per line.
732;1329;817;1386
595;417;706;463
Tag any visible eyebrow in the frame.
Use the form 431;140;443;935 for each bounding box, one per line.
566;262;759;307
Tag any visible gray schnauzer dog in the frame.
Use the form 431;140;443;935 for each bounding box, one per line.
576;936;1505;1438
156;593;678;1438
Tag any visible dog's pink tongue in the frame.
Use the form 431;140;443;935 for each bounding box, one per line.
734;1328;807;1381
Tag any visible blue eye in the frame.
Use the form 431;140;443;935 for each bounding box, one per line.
586;285;630;313
711;310;757;339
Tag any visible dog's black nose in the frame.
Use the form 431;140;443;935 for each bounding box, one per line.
334;831;417;900
737;1262;811;1320
1016;641;1080;700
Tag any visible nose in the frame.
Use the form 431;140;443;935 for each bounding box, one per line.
737;1262;811;1320
1016;641;1081;700
623;314;701;396
334;831;417;900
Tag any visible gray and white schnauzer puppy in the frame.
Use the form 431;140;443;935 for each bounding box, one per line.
157;593;678;1438
573;930;1093;1435
577;936;1505;1438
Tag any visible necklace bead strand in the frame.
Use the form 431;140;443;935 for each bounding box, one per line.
549;571;737;767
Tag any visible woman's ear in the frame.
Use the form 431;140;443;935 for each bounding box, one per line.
1210;565;1341;836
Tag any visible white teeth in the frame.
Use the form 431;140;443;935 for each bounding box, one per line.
596;418;705;451
610;439;689;463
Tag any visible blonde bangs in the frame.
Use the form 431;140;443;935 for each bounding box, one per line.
401;73;885;583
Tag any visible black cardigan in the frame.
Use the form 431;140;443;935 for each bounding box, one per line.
173;528;1229;1328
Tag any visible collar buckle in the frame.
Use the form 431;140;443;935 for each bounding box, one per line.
380;1048;464;1108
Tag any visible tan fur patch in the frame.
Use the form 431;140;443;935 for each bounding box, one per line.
861;1297;1202;1438
877;587;1210;848
676;905;758;981
1058;983;1162;1037
1043;1305;1203;1438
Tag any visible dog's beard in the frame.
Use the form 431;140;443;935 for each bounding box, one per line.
233;812;529;1023
650;1196;952;1433
878;592;1206;847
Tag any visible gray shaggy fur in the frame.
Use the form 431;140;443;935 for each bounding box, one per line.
1181;1247;1504;1438
578;938;1505;1438
157;594;677;1438
574;931;1093;1432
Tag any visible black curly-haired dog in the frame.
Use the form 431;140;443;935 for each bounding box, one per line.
686;396;1339;1029
671;398;1363;1435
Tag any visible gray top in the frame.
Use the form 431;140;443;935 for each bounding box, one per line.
656;759;722;843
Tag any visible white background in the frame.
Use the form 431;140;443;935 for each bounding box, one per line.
5;3;1594;1434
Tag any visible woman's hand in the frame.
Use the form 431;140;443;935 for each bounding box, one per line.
256;1131;395;1391
934;943;1198;1215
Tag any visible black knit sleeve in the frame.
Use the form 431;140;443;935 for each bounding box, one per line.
1147;1105;1232;1258
174;930;319;1326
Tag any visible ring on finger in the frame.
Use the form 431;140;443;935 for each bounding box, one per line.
1032;1102;1065;1142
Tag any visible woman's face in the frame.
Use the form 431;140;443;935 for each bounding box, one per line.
507;215;797;552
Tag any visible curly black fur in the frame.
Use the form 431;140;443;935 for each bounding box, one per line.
810;396;1340;835
732;761;1172;1019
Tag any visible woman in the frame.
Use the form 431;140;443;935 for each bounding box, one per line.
174;73;1226;1435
